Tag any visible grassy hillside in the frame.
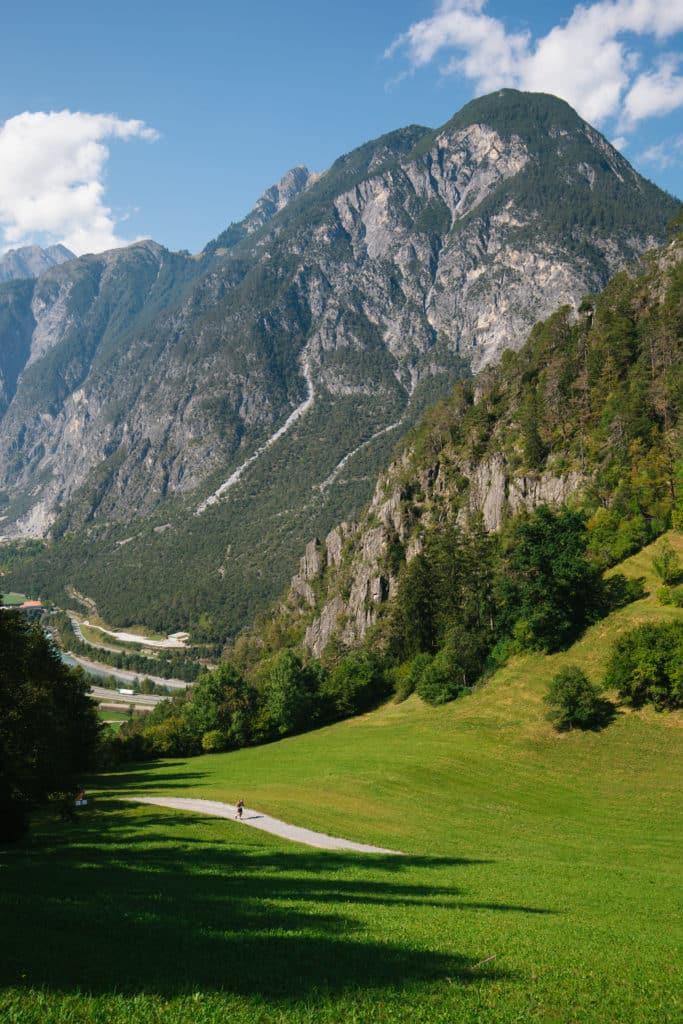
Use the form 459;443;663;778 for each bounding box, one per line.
1;536;681;1023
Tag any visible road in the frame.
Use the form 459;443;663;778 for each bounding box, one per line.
89;685;165;707
60;649;192;690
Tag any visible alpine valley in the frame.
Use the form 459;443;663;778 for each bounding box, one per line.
0;90;679;642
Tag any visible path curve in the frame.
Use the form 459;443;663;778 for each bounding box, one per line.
125;796;403;854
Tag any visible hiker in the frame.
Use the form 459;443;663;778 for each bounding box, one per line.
235;799;244;820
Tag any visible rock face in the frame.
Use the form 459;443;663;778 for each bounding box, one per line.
0;90;678;638
0;244;74;283
301;449;589;658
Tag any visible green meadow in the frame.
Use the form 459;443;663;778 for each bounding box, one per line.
1;538;682;1023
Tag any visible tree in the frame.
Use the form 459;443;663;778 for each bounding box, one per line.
652;541;681;585
185;663;256;749
544;665;604;730
323;651;387;718
498;506;602;652
0;609;101;841
604;622;683;710
266;651;320;736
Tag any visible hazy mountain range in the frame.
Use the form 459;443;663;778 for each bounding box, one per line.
0;244;74;284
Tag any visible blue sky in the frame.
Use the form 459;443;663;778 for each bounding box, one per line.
1;0;681;255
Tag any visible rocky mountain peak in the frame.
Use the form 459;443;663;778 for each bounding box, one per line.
0;243;75;283
257;165;313;215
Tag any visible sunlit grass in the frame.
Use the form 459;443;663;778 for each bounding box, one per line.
1;536;681;1022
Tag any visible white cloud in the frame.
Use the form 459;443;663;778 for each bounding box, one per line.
638;134;683;167
622;58;683;126
0;110;158;255
387;0;683;133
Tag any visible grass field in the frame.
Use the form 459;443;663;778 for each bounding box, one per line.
1;537;681;1023
2;591;27;606
97;710;139;733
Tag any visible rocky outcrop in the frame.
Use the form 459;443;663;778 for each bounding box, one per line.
301;445;589;658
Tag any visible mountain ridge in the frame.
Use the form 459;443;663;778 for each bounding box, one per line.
0;244;75;283
0;90;679;640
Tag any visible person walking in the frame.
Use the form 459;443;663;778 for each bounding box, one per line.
235;798;244;820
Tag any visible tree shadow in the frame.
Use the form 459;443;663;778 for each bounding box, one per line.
585;698;620;731
0;802;547;1000
94;762;209;793
553;698;620;733
600;573;647;612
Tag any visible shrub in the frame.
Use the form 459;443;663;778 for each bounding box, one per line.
391;652;433;703
201;730;230;753
604;622;683;710
652;541;681;585
544;665;604;730
416;648;465;706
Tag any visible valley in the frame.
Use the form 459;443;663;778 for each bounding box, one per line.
1;82;681;1024
0;90;678;641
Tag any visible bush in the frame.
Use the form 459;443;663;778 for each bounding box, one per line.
391;653;432;703
323;651;388;718
201;729;230;753
544;665;604;730
604;622;683;710
652;542;681;585
416;648;465;706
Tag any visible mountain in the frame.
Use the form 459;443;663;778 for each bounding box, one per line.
0;244;74;283
278;232;683;660
0;90;679;640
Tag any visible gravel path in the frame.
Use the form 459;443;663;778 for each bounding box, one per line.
126;796;403;854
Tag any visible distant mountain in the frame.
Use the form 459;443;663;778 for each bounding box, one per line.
0;244;74;283
0;90;679;641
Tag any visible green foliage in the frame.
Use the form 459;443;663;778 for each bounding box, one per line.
185;664;256;749
498;506;603;652
604;621;683;710
544;665;605;730
322;651;388;719
658;583;683;607
266;651;321;737
0;607;101;841
415;646;465;706
652;540;681;585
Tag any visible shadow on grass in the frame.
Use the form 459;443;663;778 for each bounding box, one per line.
553;699;620;733
93;762;210;794
0;802;539;1000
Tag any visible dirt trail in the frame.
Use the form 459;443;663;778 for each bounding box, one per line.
125;796;403;854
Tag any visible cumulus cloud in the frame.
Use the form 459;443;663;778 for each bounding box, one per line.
638;134;683;167
0;111;158;255
386;0;683;132
622;58;683;126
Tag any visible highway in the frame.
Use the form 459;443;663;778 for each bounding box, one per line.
89;685;165;707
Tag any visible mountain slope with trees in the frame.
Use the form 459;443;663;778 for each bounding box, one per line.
108;228;683;759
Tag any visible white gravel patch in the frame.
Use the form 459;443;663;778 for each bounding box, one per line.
125;796;403;854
